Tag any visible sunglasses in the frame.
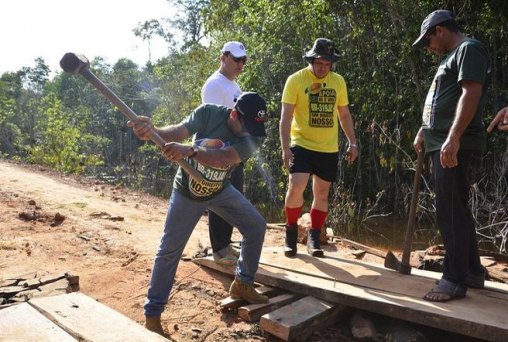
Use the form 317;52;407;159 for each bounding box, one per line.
226;52;247;64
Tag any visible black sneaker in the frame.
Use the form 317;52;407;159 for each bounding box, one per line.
307;229;324;258
284;224;298;257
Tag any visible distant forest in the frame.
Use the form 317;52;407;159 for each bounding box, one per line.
1;0;506;252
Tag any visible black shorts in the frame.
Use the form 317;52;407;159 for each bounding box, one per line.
289;145;339;182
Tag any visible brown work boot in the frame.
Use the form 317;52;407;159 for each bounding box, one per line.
213;253;238;266
145;315;164;336
229;277;269;304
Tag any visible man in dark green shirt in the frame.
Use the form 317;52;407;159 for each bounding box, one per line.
412;10;490;302
129;92;270;336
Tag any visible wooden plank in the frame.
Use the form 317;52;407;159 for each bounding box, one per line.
238;293;300;322
259;247;508;341
29;292;168;342
0;303;77;342
194;247;508;342
259;296;348;341
20;273;67;288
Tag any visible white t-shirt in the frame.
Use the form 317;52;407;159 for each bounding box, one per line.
201;71;242;108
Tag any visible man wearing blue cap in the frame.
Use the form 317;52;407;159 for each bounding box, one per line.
412;10;491;302
129;92;270;336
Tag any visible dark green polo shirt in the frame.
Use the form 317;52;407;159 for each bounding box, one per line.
173;104;263;200
421;38;490;152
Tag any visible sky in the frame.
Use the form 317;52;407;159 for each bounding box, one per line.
0;0;174;76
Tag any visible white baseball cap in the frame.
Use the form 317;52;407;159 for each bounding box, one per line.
221;41;247;58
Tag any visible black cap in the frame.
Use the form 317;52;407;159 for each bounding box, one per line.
303;38;339;63
235;92;267;137
413;10;455;48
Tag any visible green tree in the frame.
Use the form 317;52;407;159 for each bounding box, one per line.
0;72;24;157
28;94;105;173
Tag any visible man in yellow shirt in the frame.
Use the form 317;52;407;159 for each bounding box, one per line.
279;38;358;258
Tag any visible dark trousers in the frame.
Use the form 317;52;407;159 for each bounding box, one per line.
430;149;483;285
209;163;244;253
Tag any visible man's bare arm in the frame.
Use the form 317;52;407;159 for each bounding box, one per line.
280;103;295;170
440;79;482;168
337;105;358;163
128;116;191;143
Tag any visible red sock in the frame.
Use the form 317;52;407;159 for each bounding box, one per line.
285;206;302;225
310;208;327;230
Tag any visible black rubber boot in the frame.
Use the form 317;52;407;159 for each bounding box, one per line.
284;224;298;257
307;229;324;257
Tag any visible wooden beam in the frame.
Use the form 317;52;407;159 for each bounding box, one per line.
29;292;168;342
238;293;300;322
220;285;282;310
0;303;77;341
260;296;348;341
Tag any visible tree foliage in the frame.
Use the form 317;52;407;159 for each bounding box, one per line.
1;0;507;250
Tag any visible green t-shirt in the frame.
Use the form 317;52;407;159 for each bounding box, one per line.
173;104;264;200
421;38;490;152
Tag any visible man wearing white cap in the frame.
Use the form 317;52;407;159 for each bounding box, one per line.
201;41;248;266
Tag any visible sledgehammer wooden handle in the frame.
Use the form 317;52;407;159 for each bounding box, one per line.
59;52;204;182
400;149;425;267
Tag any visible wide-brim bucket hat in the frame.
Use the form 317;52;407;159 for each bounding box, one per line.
303;38;339;63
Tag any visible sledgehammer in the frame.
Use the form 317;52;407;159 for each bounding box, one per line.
59;52;204;182
384;150;425;274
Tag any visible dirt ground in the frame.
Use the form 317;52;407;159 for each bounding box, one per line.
0;160;353;341
0;159;505;342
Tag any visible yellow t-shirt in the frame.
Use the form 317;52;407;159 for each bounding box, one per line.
281;67;349;152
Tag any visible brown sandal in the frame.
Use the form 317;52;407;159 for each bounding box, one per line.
423;286;466;302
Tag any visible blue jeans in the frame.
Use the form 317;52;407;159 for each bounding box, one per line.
209;163;244;257
431;149;483;288
144;184;266;317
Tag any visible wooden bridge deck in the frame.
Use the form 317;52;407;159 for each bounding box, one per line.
195;246;508;342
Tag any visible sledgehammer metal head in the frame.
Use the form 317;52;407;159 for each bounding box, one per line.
60;53;90;75
384;250;412;274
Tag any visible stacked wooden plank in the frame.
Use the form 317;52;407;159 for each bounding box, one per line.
194;246;508;342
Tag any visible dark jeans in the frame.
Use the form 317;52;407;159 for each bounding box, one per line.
209;163;244;253
430;149;484;286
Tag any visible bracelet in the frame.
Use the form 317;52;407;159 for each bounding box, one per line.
349;143;358;148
